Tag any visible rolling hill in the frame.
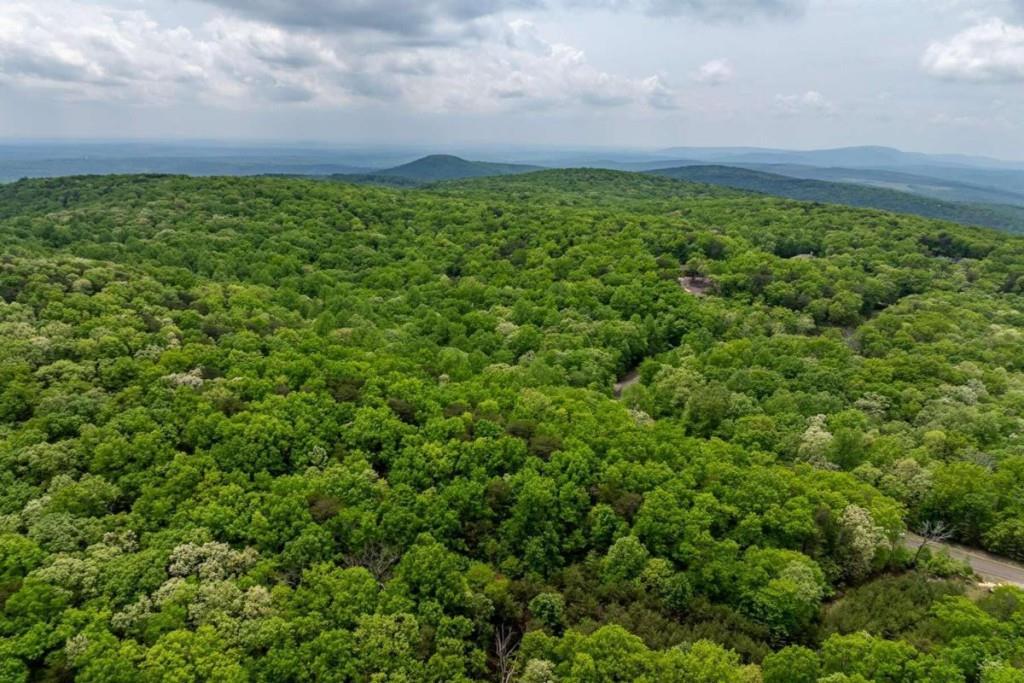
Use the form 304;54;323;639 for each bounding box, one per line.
335;154;541;186
650;164;1024;233
730;163;1024;208
589;160;1024;208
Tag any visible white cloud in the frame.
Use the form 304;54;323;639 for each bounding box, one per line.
0;2;675;113
695;58;734;85
773;90;836;115
393;21;679;112
0;3;200;100
642;75;680;109
0;2;349;105
922;18;1024;81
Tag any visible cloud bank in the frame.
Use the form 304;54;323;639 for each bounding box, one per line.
0;1;679;112
195;0;541;42
922;18;1024;82
197;0;808;44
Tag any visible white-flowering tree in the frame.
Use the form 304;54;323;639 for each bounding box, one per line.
839;505;886;581
798;415;835;469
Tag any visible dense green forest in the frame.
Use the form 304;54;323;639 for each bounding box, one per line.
310;154;1024;234
1;170;1024;682
650;165;1024;234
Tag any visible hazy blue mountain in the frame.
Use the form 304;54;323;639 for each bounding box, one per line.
0;157;373;181
651;165;1024;233
539;158;703;172
520;148;1024;209
728;164;1024;208
546;157;1024;209
375;155;541;181
334;155;542;185
656;146;1024;171
0;142;389;180
887;166;1024;200
5;142;1021;215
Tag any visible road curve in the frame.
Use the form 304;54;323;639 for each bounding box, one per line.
904;533;1024;586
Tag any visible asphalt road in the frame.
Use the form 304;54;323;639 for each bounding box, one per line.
904;533;1024;586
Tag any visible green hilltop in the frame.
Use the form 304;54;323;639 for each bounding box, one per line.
336;154;541;185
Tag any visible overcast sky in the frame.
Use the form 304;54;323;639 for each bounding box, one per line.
1;0;1023;156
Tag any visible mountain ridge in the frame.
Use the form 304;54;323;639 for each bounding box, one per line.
649;164;1024;233
655;145;1024;170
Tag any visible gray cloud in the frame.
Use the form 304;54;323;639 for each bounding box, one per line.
199;0;805;41
196;0;542;39
0;3;197;99
645;0;805;21
2;0;1021;157
0;3;351;106
0;2;675;114
568;0;805;22
264;82;318;102
0;47;123;87
342;71;405;100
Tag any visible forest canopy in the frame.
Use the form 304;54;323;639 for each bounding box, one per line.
1;170;1023;682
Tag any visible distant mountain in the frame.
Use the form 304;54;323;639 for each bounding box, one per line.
887;166;1024;200
650;165;1024;233
0;157;371;181
0;142;400;181
7;142;1022;225
656;146;1024;171
548;158;704;172
529;148;1024;212
580;158;1024;207
728;163;1024;208
337;155;542;186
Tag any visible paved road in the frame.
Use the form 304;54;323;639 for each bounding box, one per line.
904;533;1024;586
